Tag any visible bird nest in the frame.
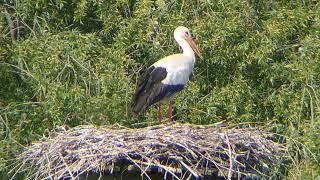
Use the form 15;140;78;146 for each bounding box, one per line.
14;122;287;179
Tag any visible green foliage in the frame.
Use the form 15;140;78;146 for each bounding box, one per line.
1;0;320;178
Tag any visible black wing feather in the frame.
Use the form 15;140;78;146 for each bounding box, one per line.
130;66;167;114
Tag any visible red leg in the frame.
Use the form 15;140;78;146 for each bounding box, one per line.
168;100;173;121
157;103;162;123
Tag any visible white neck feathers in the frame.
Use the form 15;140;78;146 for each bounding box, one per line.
174;33;195;59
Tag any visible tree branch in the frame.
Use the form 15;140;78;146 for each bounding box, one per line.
2;4;16;41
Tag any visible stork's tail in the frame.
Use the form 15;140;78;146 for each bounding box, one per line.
130;97;148;115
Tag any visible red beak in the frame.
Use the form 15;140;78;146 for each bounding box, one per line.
185;36;202;58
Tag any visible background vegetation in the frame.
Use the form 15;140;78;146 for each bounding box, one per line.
0;0;319;179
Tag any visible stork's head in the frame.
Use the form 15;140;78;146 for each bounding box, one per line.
174;26;201;58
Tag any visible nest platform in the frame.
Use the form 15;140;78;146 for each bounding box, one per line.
15;122;287;179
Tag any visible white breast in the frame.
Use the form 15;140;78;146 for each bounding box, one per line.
153;54;195;85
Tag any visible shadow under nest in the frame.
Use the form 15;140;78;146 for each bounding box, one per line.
15;122;287;179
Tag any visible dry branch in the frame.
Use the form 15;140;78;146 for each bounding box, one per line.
15;122;287;179
1;4;16;41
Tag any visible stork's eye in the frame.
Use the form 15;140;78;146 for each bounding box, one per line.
185;31;189;36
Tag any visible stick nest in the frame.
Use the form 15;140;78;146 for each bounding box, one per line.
16;122;287;179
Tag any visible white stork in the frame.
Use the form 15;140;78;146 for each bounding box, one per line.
130;26;201;122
